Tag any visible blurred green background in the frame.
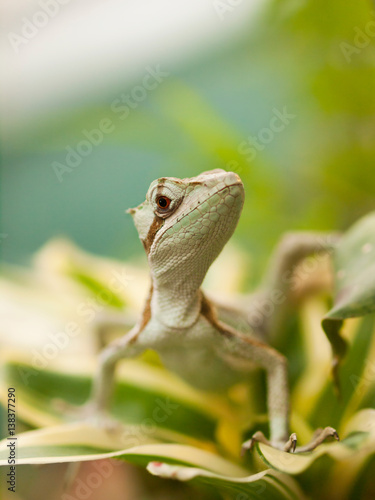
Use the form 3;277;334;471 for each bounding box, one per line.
2;0;375;284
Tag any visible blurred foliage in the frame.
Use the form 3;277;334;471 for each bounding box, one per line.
1;207;375;498
1;1;375;498
67;269;126;309
2;0;375;287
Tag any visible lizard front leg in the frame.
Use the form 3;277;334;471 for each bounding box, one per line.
220;325;294;451
56;286;153;424
213;320;339;453
201;295;292;450
53;323;144;427
88;286;153;417
200;290;338;454
90;325;143;416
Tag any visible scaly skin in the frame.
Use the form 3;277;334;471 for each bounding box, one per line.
89;169;339;453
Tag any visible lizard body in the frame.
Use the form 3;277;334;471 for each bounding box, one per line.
90;169;339;453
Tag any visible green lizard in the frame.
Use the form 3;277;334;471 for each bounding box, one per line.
87;169;339;453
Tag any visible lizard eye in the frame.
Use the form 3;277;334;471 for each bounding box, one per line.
156;196;171;210
150;183;183;219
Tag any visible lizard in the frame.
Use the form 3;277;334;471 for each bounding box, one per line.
86;169;339;453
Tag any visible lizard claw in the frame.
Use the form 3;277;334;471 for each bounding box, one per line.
241;431;271;456
241;439;254;456
242;425;340;456
331;428;340;441
242;431;301;455
295;426;340;453
283;433;297;453
241;431;299;455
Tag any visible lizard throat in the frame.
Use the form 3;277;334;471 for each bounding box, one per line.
151;282;202;330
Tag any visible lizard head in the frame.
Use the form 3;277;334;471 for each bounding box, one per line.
128;169;244;286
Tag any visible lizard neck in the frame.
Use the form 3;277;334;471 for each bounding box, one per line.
150;274;203;329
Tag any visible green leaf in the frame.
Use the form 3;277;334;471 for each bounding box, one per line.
68;269;125;309
147;462;304;500
0;422;302;500
322;212;375;386
0;357;244;451
310;315;375;430
0;422;246;469
326;212;375;321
